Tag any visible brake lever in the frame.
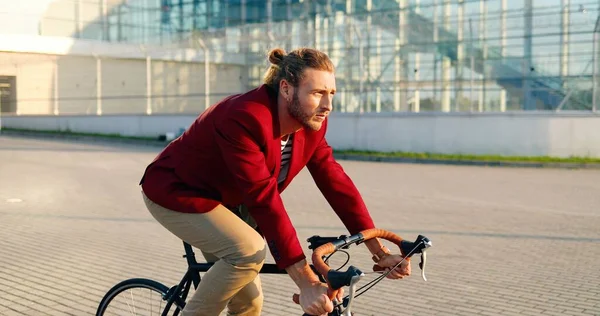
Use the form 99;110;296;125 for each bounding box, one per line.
420;251;428;281
371;235;433;281
341;273;363;316
418;237;432;281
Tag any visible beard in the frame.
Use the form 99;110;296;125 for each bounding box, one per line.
287;91;322;131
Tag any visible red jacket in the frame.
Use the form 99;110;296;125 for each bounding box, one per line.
140;84;375;269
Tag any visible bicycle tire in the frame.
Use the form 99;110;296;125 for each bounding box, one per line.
96;278;182;316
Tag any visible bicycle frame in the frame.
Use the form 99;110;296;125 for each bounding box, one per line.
160;232;431;316
159;242;289;316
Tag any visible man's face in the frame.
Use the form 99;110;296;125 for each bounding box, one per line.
287;68;336;131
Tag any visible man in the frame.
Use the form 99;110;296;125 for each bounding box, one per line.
140;47;410;316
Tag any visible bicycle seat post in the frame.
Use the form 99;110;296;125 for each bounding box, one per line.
182;242;199;267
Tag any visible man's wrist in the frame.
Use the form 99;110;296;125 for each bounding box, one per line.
364;238;391;263
371;245;391;263
285;259;320;288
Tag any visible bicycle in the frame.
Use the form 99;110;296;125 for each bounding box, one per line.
95;228;432;316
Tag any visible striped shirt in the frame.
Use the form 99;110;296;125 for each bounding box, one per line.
278;134;293;184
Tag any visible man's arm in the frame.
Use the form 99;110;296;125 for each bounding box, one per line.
306;136;375;233
214;107;305;270
306;129;388;256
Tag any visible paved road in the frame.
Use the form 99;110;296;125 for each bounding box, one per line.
1;134;599;316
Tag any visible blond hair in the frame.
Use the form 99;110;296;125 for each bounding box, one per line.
263;47;334;92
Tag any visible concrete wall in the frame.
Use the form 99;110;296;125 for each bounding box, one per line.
3;112;600;158
1;114;196;138
326;112;600;158
0;35;247;115
0;52;58;115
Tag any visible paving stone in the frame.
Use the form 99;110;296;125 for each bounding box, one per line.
1;135;599;316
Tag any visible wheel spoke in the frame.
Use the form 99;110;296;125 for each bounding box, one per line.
128;289;137;315
96;279;173;316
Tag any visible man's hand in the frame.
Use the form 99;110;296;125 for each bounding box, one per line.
297;281;333;315
374;254;411;279
292;283;344;315
288;259;345;315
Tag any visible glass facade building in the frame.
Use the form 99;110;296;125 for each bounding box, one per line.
31;0;600;112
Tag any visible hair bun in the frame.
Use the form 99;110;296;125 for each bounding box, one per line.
268;48;286;65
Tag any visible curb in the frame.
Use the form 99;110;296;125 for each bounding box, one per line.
0;129;169;148
3;129;599;170
332;153;600;170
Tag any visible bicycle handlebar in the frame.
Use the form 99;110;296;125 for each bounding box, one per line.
292;228;432;316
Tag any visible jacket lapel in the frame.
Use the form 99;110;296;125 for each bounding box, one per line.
263;84;282;180
279;129;304;190
271;136;282;180
261;84;305;190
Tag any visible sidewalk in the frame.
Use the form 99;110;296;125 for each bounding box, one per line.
3;128;599;170
1;135;599;315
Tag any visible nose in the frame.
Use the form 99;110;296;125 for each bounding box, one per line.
321;94;333;112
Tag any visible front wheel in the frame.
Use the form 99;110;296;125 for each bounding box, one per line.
96;278;182;316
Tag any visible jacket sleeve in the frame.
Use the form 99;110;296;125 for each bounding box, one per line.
214;107;305;270
306;122;376;235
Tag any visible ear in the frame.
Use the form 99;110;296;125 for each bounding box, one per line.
279;79;293;101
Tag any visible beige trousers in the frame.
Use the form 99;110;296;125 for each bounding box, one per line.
142;191;267;316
